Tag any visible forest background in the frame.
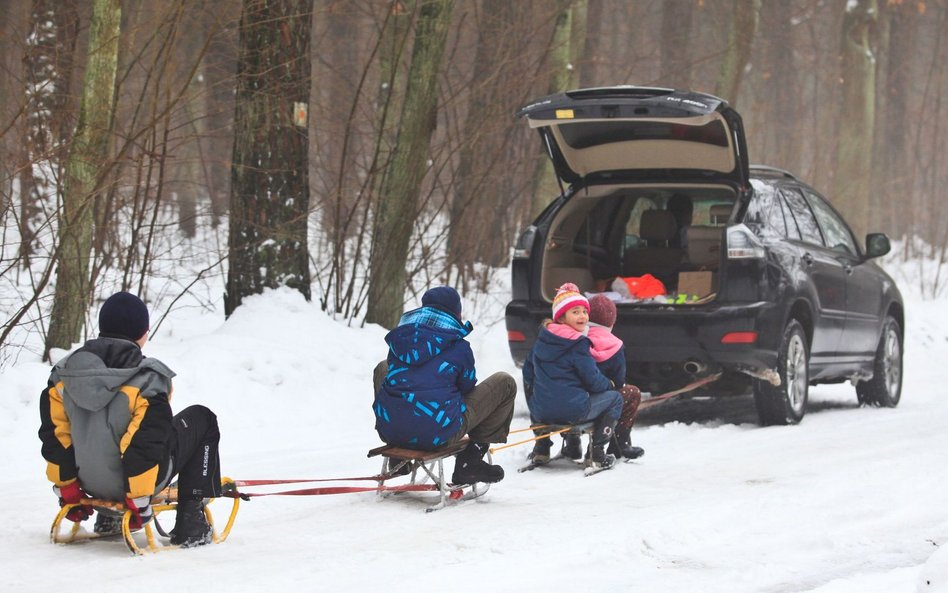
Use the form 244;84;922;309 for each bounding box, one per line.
0;0;945;365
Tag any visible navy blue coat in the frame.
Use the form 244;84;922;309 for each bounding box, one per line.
373;307;476;449
523;327;612;424
597;348;626;388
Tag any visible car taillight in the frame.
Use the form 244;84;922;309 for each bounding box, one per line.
508;330;526;342
512;226;537;259
721;331;758;344
727;224;765;259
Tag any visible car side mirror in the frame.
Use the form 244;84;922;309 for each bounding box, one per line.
864;233;891;259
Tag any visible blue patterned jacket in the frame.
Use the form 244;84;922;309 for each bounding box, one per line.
373;307;476;449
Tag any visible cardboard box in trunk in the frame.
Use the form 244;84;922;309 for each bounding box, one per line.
677;271;716;298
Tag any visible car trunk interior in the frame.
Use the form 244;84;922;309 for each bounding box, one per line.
540;184;737;304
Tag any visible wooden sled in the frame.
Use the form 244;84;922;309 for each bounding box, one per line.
50;477;240;555
368;439;491;512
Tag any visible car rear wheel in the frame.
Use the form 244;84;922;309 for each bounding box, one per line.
753;319;809;426
856;316;902;407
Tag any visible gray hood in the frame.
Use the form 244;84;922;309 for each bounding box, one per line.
56;352;175;412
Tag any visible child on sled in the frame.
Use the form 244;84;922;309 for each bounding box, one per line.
372;286;517;485
522;283;624;470
584;294;645;460
39;292;223;548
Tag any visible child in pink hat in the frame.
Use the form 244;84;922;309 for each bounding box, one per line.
522;283;624;470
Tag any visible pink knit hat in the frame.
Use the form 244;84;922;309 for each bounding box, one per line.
551;283;590;321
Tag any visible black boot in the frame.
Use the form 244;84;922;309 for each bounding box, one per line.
587;420;618;470
561;434;583;460
529;437;553;463
93;512;123;535
170;499;213;548
587;444;617;471
608;428;645;460
452;442;504;484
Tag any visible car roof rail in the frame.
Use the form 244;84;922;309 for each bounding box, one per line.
750;164;797;180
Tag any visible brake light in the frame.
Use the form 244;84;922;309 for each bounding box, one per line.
721;331;758;344
508;330;526;342
727;224;765;259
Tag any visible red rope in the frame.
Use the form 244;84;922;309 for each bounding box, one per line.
224;483;442;498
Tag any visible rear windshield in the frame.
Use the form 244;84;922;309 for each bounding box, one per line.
558;120;729;149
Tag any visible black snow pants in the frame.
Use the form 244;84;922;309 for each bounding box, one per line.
165;405;222;501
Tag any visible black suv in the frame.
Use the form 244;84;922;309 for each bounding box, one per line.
505;86;904;425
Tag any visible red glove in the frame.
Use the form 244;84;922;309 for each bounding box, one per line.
56;482;92;523
124;496;153;530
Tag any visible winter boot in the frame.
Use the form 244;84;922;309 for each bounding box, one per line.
586;444;617;471
587;419;618;470
388;459;413;477
93;512;123;535
452;442;505;484
607;428;645;460
561;434;583;460
169;499;213;548
529;437;553;463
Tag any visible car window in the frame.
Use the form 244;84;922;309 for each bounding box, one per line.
747;182;789;237
779;188;824;246
803;190;858;256
576;195;624;254
775;193;801;240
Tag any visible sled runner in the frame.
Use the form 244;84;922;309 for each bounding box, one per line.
368;439;491;512
516;422;611;475
50;477;240;555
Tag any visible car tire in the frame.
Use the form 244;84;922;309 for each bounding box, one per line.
753;319;809;426
856;316;902;407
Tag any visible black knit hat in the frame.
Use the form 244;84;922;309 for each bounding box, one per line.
421;286;462;320
98;292;150;341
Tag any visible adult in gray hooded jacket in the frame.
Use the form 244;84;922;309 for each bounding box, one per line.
39;292;222;548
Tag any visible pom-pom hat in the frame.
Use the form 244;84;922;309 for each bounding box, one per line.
551;283;589;321
588;294;617;328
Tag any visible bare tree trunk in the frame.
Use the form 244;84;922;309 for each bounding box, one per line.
873;1;915;237
832;0;877;240
759;0;796;171
203;7;239;226
19;0;80;266
45;0;122;359
529;0;584;221
579;0;603;87
714;0;760;106
225;0;314;317
660;0;694;89
365;0;454;329
446;0;526;281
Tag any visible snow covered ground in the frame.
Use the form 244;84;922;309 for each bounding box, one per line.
1;270;946;593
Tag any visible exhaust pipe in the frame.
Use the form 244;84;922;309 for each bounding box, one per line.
683;359;707;375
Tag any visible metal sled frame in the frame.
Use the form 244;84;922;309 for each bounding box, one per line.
518;421;597;473
50;477;240;555
368;440;491;512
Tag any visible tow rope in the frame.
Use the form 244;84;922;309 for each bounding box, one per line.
228;374;724;496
